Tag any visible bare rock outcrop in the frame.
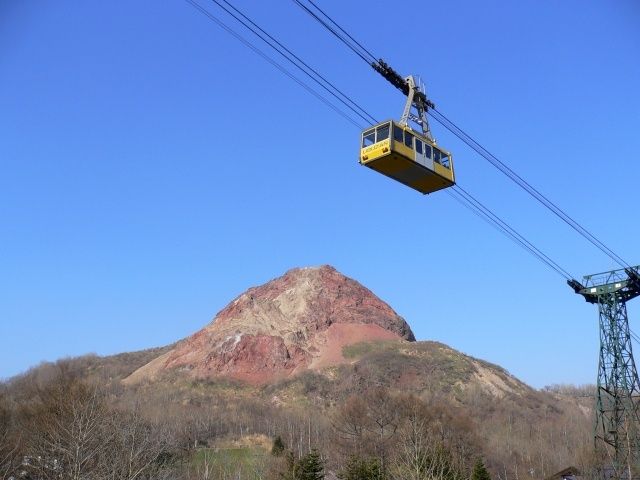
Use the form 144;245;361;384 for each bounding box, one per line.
125;265;414;384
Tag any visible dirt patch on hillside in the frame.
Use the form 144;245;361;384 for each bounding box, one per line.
310;323;401;370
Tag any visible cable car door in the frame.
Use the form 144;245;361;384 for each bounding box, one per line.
415;139;434;171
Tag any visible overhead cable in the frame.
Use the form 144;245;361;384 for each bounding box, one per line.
449;186;572;280
291;0;374;65
211;0;378;125
429;109;631;269
301;0;378;63
185;0;365;129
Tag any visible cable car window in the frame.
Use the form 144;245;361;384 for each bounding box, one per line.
376;124;390;142
434;149;442;164
424;144;432;158
415;139;423;154
404;131;414;148
362;129;375;147
440;154;451;169
393;125;403;142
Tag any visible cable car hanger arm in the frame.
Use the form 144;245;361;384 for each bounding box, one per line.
371;59;435;109
371;59;435;141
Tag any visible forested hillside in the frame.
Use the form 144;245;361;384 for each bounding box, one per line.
1;339;598;480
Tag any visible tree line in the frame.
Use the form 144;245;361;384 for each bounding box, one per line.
0;357;602;480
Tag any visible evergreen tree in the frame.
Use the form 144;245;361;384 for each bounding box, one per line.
339;455;384;480
272;435;286;457
471;458;492;480
297;449;324;480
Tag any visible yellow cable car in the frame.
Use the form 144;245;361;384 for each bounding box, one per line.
360;120;454;195
359;74;455;195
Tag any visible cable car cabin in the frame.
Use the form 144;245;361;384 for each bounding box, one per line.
359;121;455;195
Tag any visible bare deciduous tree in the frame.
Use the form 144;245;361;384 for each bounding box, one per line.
23;378;112;480
104;405;175;480
0;392;21;480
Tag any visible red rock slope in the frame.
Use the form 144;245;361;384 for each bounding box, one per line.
125;266;414;384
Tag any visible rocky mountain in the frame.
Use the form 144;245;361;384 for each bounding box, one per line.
125;265;415;384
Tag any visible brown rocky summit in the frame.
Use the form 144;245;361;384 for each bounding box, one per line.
125;265;414;384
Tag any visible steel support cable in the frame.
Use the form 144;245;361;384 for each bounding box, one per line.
291;0;631;270
210;0;378;126
303;0;378;64
291;0;373;66
450;186;573;279
429;108;631;269
185;0;574;280
185;0;364;129
446;189;569;279
626;329;640;355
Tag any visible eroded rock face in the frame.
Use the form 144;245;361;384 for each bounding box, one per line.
125;265;414;384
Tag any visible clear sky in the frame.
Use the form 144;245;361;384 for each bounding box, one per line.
2;0;639;388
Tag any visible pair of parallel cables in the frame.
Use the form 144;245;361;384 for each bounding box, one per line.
185;0;630;281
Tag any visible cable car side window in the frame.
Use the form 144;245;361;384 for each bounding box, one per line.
393;125;403;142
362;129;375;147
434;149;442;164
376;124;390;142
415;139;423;154
424;144;432;159
440;153;451;169
404;131;414;148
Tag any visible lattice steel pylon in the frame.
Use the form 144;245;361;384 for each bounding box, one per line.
570;266;640;480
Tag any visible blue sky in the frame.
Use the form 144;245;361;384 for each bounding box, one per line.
1;0;639;388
